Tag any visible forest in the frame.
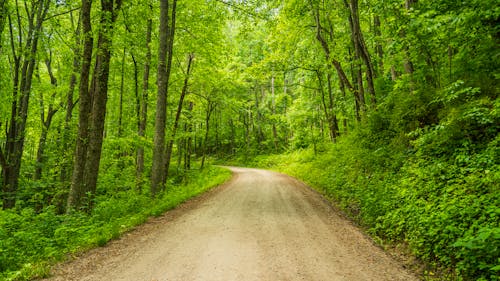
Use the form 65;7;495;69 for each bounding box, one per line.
0;0;498;280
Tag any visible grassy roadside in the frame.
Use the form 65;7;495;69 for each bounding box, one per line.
0;166;232;281
240;141;499;281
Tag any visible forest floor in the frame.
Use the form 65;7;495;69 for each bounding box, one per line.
44;167;418;281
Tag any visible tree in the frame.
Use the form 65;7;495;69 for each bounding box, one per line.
164;53;194;180
136;4;153;190
68;0;123;211
1;0;50;209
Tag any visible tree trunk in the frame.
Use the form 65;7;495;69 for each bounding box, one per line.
403;0;416;92
82;0;122;209
60;13;80;187
0;0;7;51
271;76;279;151
345;0;374;111
316;70;338;141
1;0;50;209
151;0;177;196
118;47;126;137
136;11;152;190
35;57;59;180
184;101;193;171
68;0;93;212
200;101;214;169
373;15;384;74
185;103;193;170
164;53;194;182
68;0;122;212
312;3;363;124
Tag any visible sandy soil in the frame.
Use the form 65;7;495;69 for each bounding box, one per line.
44;167;418;281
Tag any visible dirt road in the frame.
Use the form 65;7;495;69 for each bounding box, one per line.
46;167;417;281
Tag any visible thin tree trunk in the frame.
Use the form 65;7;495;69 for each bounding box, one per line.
403;0;416;92
136;11;152;190
59;11;80;187
312;3;363;123
349;0;376;107
164;53;194;182
374;15;384;74
345;0;370;113
0;0;7;51
35;57;59;180
118;47;126;137
185;103;193;170
200;101;214;169
271;76;279;151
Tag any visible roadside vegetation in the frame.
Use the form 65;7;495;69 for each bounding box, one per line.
250;95;499;279
0;166;231;280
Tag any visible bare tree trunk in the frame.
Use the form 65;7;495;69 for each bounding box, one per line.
164;54;194;182
151;0;177;196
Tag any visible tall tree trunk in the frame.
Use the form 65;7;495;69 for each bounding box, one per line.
68;0;122;212
1;0;50;209
68;0;94;212
164;53;194;182
136;10;152;190
151;0;177;196
82;0;122;209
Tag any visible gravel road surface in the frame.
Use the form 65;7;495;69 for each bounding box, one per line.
46;167;417;281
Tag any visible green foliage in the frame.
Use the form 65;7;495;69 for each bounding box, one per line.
0;166;231;280
254;91;499;280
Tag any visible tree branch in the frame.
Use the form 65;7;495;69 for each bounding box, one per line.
44;6;80;21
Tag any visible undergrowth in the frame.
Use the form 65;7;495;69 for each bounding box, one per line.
248;87;499;280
